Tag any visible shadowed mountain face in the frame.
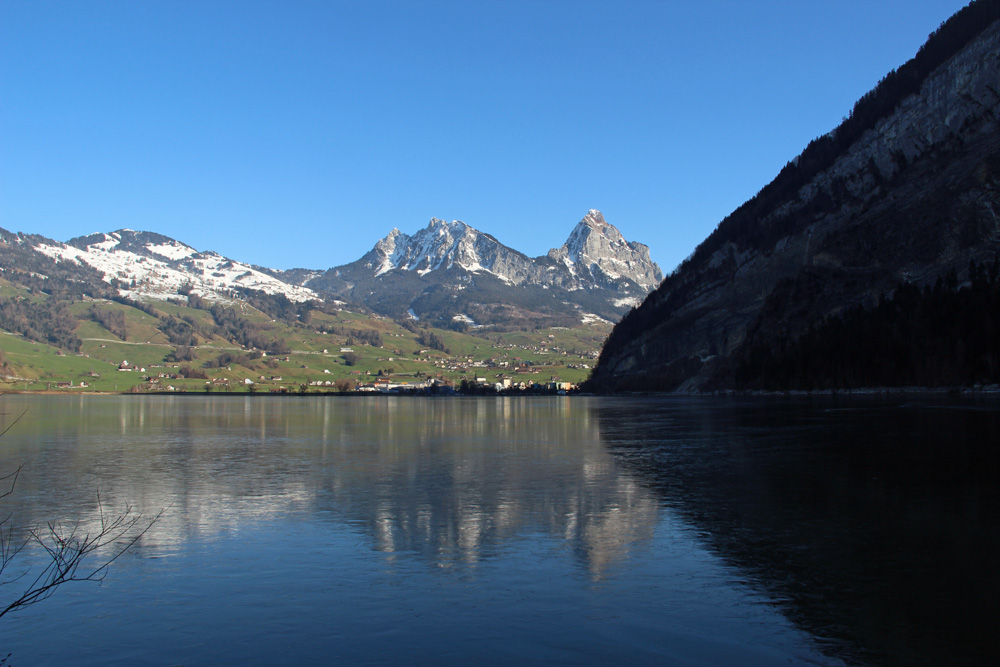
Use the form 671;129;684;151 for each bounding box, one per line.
591;5;1000;392
597;396;1000;666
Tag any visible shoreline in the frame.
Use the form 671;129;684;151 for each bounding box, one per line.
3;385;1000;398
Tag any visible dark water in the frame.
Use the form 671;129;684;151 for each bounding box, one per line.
0;395;996;665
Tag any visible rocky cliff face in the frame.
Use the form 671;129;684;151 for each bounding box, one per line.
362;218;538;284
591;14;1000;392
547;210;662;292
303;211;662;326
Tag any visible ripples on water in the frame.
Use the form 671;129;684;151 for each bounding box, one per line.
0;395;996;665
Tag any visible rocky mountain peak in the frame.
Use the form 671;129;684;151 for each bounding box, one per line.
549;210;661;291
580;209;610;230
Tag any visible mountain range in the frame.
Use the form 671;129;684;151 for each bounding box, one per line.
296;209;661;328
4;210;660;331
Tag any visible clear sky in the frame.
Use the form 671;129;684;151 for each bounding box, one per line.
0;0;972;273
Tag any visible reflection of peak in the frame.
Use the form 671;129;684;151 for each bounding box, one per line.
308;399;661;577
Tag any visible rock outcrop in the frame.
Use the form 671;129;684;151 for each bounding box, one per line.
547;210;662;292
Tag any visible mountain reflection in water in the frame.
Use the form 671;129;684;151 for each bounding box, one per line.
305;397;661;578
2;394;996;665
5;397;657;582
598;396;1000;666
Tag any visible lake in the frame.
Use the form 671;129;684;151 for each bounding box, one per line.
0;394;997;665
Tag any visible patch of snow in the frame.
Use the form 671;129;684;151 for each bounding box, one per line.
35;238;318;303
89;235;120;252
613;296;640;308
146;241;196;260
407;308;420;321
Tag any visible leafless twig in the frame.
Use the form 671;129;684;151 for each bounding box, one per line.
0;409;163;619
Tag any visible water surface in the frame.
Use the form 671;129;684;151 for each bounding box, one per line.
0;395;996;665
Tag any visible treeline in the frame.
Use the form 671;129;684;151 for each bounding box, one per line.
0;231;110;300
0;298;82;352
735;260;1000;390
89;306;126;340
323;325;383;348
208;303;290;354
417;329;448;353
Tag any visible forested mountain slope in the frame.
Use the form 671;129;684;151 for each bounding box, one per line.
590;0;1000;392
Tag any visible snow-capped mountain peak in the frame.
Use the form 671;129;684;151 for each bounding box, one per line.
365;218;530;281
303;210;663;325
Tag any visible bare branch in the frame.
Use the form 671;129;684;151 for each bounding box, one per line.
0;408;163;619
0;410;27;440
0;498;161;619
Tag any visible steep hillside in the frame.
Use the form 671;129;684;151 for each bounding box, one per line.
591;2;1000;392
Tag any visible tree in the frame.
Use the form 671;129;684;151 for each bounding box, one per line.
0;416;161;620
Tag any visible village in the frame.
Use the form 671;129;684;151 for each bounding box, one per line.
70;343;587;395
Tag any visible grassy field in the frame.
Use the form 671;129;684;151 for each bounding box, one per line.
0;294;608;393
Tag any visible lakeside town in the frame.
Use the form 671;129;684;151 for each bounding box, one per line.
1;319;598;395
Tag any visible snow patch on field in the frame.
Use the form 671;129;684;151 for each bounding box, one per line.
613;296;640;308
581;313;612;325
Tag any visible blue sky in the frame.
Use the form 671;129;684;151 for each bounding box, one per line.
0;0;971;273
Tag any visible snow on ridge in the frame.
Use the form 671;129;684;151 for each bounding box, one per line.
35;242;86;265
147;241;196;260
34;237;317;303
89;235;121;252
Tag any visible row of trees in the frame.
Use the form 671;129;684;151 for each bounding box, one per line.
0;298;82;353
417;329;448;353
735;260;1000;390
88;306;127;340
